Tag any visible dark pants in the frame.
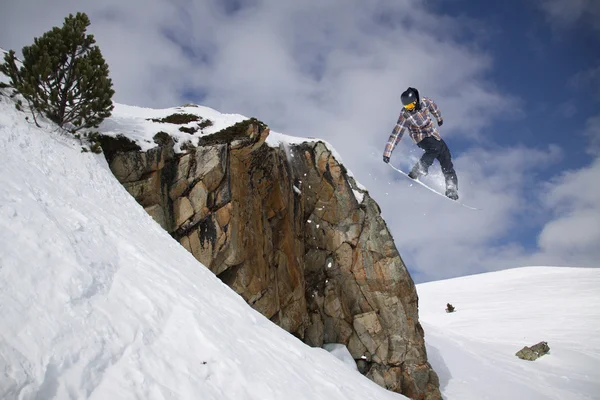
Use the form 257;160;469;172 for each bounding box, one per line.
412;137;458;190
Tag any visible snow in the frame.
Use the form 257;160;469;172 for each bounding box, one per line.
352;189;365;204
417;266;600;400
265;129;313;148
0;94;405;399
322;344;358;371
0;51;11;86
99;103;248;152
1;86;599;400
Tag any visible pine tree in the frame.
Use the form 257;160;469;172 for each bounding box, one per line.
0;12;114;131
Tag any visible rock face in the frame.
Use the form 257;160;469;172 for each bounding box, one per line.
103;120;441;400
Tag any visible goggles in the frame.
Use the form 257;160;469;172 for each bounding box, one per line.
403;101;417;110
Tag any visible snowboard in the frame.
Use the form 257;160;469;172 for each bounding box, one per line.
388;163;480;210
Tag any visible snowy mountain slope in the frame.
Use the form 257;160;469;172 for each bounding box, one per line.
417;267;600;400
0;96;407;399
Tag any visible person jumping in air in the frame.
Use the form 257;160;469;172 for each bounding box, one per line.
383;87;459;200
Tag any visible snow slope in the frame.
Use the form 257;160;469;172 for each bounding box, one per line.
418;267;600;400
0;94;405;399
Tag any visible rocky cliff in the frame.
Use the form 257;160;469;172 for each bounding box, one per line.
101;118;441;400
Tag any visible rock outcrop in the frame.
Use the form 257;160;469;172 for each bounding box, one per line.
516;341;550;361
102;119;441;400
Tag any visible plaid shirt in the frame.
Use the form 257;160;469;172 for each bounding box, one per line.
383;97;444;159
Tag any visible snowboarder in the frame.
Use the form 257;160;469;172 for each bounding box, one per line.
383;87;459;200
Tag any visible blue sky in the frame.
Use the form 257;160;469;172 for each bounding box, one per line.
433;0;598;161
1;0;598;282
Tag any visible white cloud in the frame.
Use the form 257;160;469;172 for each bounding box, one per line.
0;0;513;129
535;0;600;30
584;116;600;155
530;156;600;266
538;210;600;257
1;0;597;282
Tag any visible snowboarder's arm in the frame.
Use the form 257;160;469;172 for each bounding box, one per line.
425;97;443;125
384;114;406;159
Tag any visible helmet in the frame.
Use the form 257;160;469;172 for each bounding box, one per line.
401;87;419;110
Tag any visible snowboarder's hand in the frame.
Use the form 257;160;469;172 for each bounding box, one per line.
383;156;390;163
438;119;444;126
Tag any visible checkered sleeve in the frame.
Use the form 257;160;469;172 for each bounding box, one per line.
425;97;443;124
383;113;406;159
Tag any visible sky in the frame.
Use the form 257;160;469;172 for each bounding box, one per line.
1;94;599;400
1;0;599;282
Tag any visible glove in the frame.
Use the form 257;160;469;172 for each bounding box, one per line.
383;156;390;163
438;120;444;127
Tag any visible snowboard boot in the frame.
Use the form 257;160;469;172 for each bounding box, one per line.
408;163;427;180
445;185;459;201
444;172;459;200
